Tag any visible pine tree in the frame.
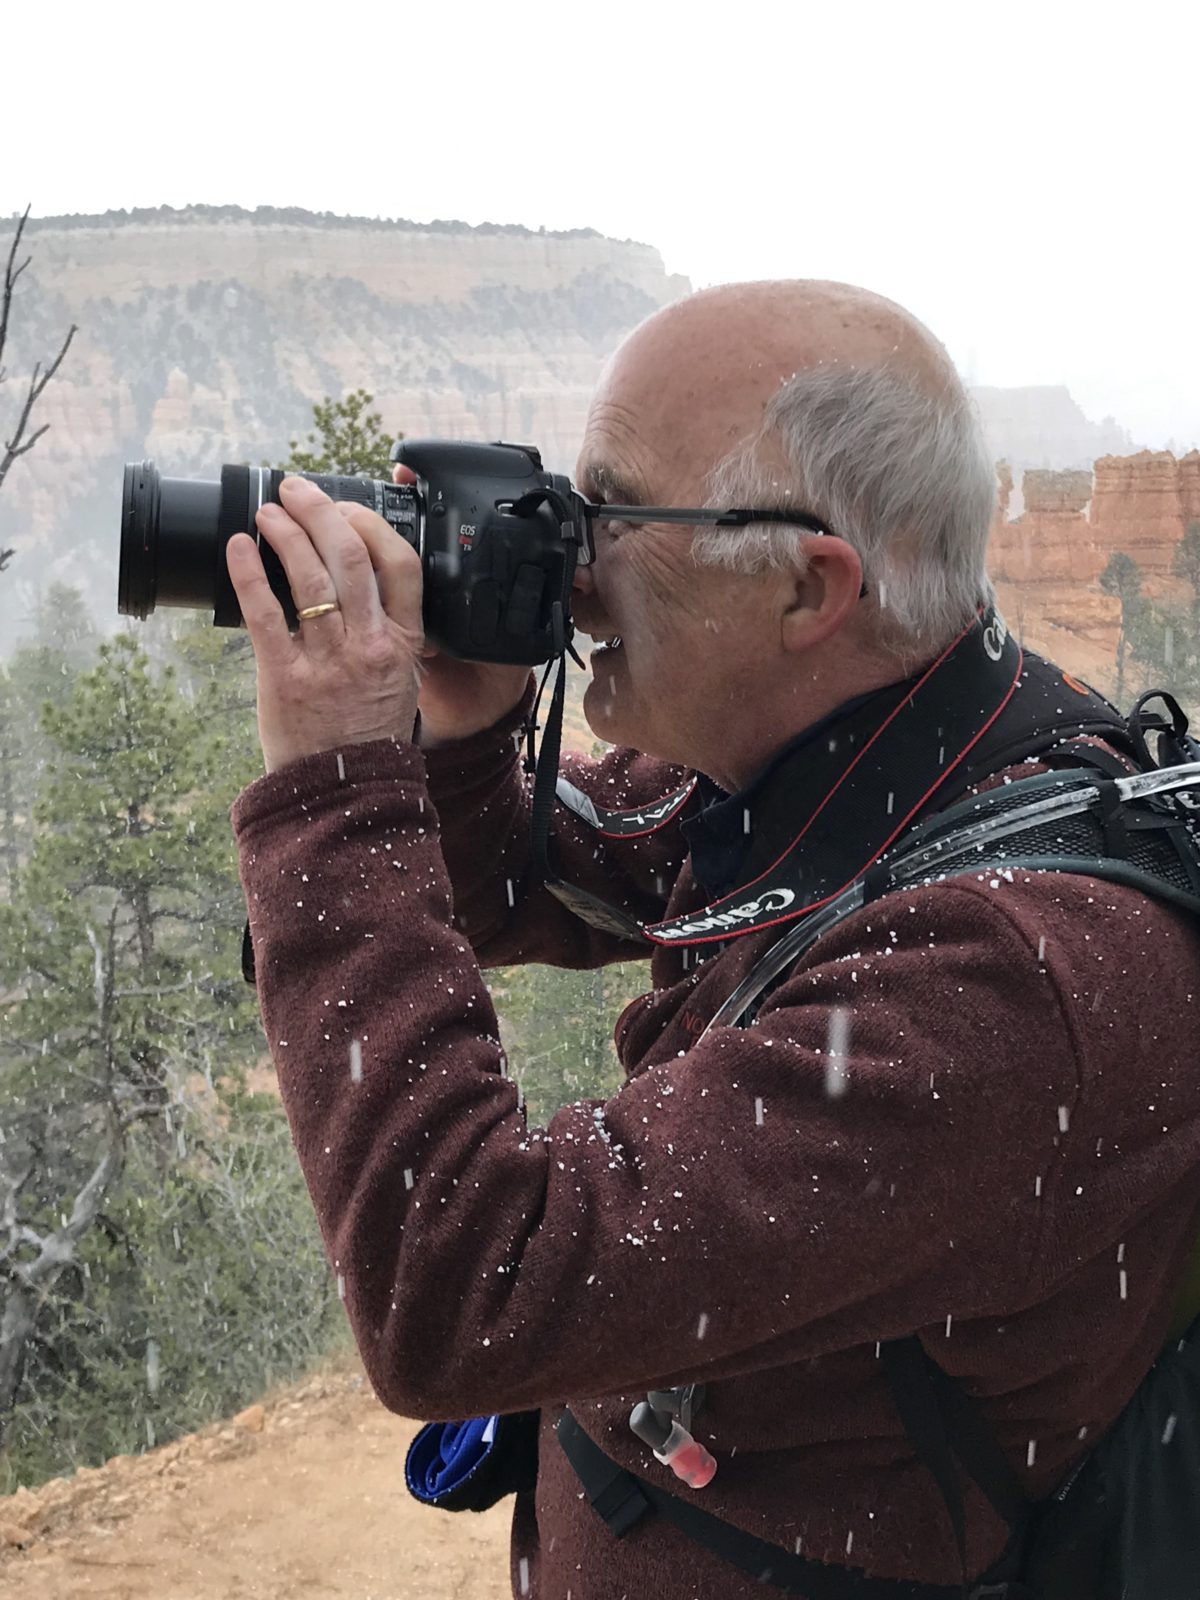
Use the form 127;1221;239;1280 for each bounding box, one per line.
487;960;647;1125
0;583;98;893
283;388;403;478
1173;522;1200;630
1100;552;1148;707
144;611;260;780
0;635;263;1468
1105;526;1200;723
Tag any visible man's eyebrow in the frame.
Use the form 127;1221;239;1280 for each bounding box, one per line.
581;460;648;508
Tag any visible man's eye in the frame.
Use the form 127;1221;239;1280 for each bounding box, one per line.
607;527;640;549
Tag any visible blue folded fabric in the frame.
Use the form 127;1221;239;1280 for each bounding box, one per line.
407;1416;499;1502
405;1410;539;1512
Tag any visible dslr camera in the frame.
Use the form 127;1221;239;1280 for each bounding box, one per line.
119;440;589;665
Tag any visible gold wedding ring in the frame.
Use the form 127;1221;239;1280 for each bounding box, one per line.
296;601;340;621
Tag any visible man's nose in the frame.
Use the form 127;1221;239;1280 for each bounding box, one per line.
572;560;596;597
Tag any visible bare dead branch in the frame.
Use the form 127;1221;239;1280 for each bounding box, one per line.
115;1101;172;1127
0;323;77;494
112;973;213;1000
0;1107;126;1415
0;207;77;510
0;206;32;375
2;1108;123;1297
0;1154;36;1242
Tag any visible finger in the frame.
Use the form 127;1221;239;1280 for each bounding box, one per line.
277;478;383;627
254;503;345;645
337;504;424;636
334;499;428;636
225;533;293;664
393;464;417;486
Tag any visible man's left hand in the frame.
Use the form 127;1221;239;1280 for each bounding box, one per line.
225;476;425;773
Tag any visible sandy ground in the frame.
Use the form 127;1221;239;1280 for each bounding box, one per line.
0;1351;513;1600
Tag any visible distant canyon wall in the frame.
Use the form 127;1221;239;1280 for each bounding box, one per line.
990;450;1200;691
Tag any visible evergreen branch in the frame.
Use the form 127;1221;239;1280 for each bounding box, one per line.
112;973;213;999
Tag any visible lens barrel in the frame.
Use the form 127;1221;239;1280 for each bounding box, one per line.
118;461;420;629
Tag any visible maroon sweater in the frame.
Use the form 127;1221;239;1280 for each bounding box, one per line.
232;698;1200;1598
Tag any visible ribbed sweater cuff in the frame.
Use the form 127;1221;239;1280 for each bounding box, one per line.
419;683;538;802
230;738;427;836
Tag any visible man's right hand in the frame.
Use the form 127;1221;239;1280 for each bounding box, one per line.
392;465;531;748
416;655;532;748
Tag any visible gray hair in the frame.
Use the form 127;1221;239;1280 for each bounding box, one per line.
695;364;997;663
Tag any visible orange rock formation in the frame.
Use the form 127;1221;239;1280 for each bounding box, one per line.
989;450;1200;694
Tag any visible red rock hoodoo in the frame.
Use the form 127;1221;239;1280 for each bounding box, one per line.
988;450;1200;694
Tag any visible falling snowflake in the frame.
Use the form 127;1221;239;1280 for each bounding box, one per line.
824;1007;851;1098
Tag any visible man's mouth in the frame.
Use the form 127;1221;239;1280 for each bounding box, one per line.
578;622;622;652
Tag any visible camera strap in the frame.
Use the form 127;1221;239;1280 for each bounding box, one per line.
534;608;1149;950
531;651;658;940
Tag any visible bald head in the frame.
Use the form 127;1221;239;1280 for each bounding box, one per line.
576;276;995;685
583;280;961;503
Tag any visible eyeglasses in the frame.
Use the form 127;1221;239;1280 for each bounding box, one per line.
584;502;868;598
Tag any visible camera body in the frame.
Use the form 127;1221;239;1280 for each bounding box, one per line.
393;439;581;665
119;440;586;665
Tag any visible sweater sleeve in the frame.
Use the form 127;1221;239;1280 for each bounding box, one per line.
420;686;690;969
232;742;1084;1422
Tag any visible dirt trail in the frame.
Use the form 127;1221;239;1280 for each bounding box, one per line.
0;1350;512;1600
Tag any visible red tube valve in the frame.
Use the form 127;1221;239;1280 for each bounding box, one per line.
654;1422;717;1488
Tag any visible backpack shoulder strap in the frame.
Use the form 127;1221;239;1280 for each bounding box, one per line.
881;1340;1031;1536
555;1407;970;1598
1167;1229;1200;1343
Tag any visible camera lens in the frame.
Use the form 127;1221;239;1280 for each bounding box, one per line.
120;461;224;620
118;461;419;629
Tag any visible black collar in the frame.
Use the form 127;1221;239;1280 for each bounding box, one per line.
682;681;914;899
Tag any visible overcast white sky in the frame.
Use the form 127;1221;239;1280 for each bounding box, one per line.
4;0;1197;447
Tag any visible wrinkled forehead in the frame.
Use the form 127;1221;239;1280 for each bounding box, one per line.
577;330;776;503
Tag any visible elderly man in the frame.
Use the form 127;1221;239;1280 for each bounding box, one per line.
227;282;1200;1598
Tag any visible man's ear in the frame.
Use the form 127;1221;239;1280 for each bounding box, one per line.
779;538;864;655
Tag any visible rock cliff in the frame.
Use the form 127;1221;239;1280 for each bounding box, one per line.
990;450;1200;692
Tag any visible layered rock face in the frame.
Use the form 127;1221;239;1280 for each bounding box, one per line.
0;206;689;646
990;451;1200;691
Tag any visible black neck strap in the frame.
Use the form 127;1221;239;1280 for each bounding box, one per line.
535;608;1134;950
